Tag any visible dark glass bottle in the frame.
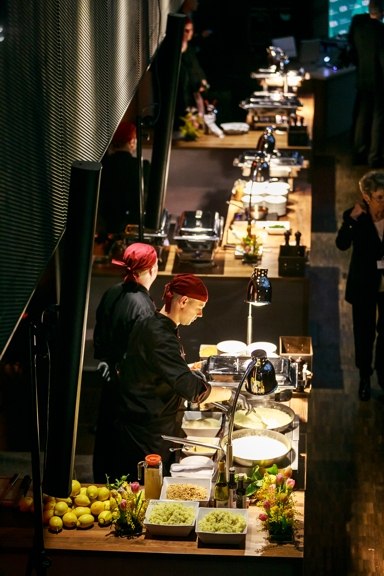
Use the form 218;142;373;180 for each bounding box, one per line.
236;473;247;509
228;467;237;508
214;461;229;508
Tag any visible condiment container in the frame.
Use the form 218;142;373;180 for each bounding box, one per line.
137;454;163;500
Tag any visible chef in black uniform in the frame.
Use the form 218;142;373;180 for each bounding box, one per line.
92;243;158;482
110;274;239;481
336;171;384;400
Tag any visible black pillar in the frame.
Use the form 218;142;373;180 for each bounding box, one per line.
43;161;101;497
145;13;185;230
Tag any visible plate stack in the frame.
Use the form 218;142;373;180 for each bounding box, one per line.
264;195;287;216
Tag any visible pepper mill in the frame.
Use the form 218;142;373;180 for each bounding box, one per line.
284;230;291;246
295;231;301;246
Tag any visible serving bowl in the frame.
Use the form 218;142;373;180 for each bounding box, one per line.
160;476;211;506
181;411;222;437
144;500;199;536
221;428;292;468
170;456;216;479
182;436;221;457
233;400;295;433
220;122;250;135
196;508;248;544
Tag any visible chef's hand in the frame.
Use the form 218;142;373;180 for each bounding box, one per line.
350;201;367;220
189;360;207;373
230;390;254;414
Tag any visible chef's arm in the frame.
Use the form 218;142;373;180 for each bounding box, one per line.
201;386;232;405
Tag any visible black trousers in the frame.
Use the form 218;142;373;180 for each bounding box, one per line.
353;89;384;165
352;291;384;379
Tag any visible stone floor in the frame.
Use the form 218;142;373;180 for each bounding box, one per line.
1;132;384;575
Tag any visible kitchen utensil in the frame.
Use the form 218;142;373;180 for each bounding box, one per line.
162;435;224;452
13;475;31;507
0;474;20;505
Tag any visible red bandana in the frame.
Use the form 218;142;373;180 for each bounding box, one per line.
112;243;157;283
162;274;208;312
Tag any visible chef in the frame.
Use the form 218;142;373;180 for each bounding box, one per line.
93;242;158;482
109;273;241;481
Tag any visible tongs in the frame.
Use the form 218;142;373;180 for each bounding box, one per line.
162;435;223;452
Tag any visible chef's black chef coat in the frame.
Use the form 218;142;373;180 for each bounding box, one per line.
111;312;211;481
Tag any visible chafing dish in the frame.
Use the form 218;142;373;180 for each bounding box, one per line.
240;91;303;130
124;209;170;248
173;210;223;263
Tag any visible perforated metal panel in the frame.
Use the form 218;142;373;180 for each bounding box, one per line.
0;0;182;357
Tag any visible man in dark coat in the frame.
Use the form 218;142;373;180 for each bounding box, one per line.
98;120;150;234
349;0;384;168
336;171;384;400
110;274;238;481
92;243;158;482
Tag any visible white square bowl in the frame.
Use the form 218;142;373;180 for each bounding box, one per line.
144;499;199;536
182;436;221;457
181;411;223;437
196;508;248;544
160;476;211;506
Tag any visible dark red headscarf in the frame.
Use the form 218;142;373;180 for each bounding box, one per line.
112;243;157;283
112;121;137;147
162;274;208;312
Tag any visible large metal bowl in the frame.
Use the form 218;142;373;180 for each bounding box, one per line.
234;400;295;433
221;428;292;468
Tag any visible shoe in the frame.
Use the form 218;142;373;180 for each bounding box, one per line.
358;378;371;401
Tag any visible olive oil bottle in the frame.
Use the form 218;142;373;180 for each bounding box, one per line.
236;473;247;508
228;466;237;508
214;461;229;508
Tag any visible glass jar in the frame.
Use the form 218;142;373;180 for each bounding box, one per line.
137;454;163;500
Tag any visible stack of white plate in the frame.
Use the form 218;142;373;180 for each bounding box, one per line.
264;182;290;196
242;194;265;209
264;195;287;216
244;181;269;195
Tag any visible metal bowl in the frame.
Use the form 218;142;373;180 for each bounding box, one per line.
234;400;295;433
221;428;292;468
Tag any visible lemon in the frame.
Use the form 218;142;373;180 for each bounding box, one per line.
74;493;90;507
18;497;33;512
98;510;112;526
73;506;91;517
76;514;94;529
55;497;72;504
43;495;56;504
80;487;87;494
109;497;117;511
97;487;110;502
49;516;63;533
103;501;111;511
62;511;78;529
86;486;99;500
90;501;104;516
42;509;55;524
54;501;69;517
43;501;56;511
70;480;81;497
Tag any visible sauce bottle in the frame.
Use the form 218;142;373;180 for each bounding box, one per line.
228;467;237;508
137;454;163;500
214;461;229;508
236;473;247;508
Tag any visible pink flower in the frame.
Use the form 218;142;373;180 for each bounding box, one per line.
283;467;292;478
130;482;140;493
259;513;268;522
276;473;284;485
263;500;271;511
286;478;295;489
269;484;276;492
120;499;127;510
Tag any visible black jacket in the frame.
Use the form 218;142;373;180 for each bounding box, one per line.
117;312;211;467
93;282;155;371
349;13;384;90
336;206;384;304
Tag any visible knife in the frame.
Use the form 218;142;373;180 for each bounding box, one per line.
0;473;20;505
13;475;32;507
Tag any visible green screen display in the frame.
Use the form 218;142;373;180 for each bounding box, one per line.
329;0;368;37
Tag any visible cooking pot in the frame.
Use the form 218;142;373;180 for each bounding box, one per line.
233;400;295;433
221;428;291;467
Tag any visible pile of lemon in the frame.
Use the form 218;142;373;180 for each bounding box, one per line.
43;479;115;533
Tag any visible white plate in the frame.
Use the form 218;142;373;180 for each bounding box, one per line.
220;122;250;135
181;438;221;457
160;476;211;506
144;500;199;536
217;340;247;355
181;411;222;437
196;508;248;544
170;455;216;479
246;341;277;355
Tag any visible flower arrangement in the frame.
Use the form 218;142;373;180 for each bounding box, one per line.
106;475;148;537
179;107;204;141
241;224;262;263
254;464;298;540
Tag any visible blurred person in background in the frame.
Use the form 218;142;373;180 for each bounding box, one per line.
336;171;384;401
349;0;384;168
92;243;158;482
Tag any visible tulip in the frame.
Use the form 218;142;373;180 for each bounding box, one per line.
286;478;295;489
263;500;271;511
279;493;288;503
120;499;127;510
130;482;140;493
269;484;276;492
276;473;284;485
259;513;268;522
283;467;292;478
